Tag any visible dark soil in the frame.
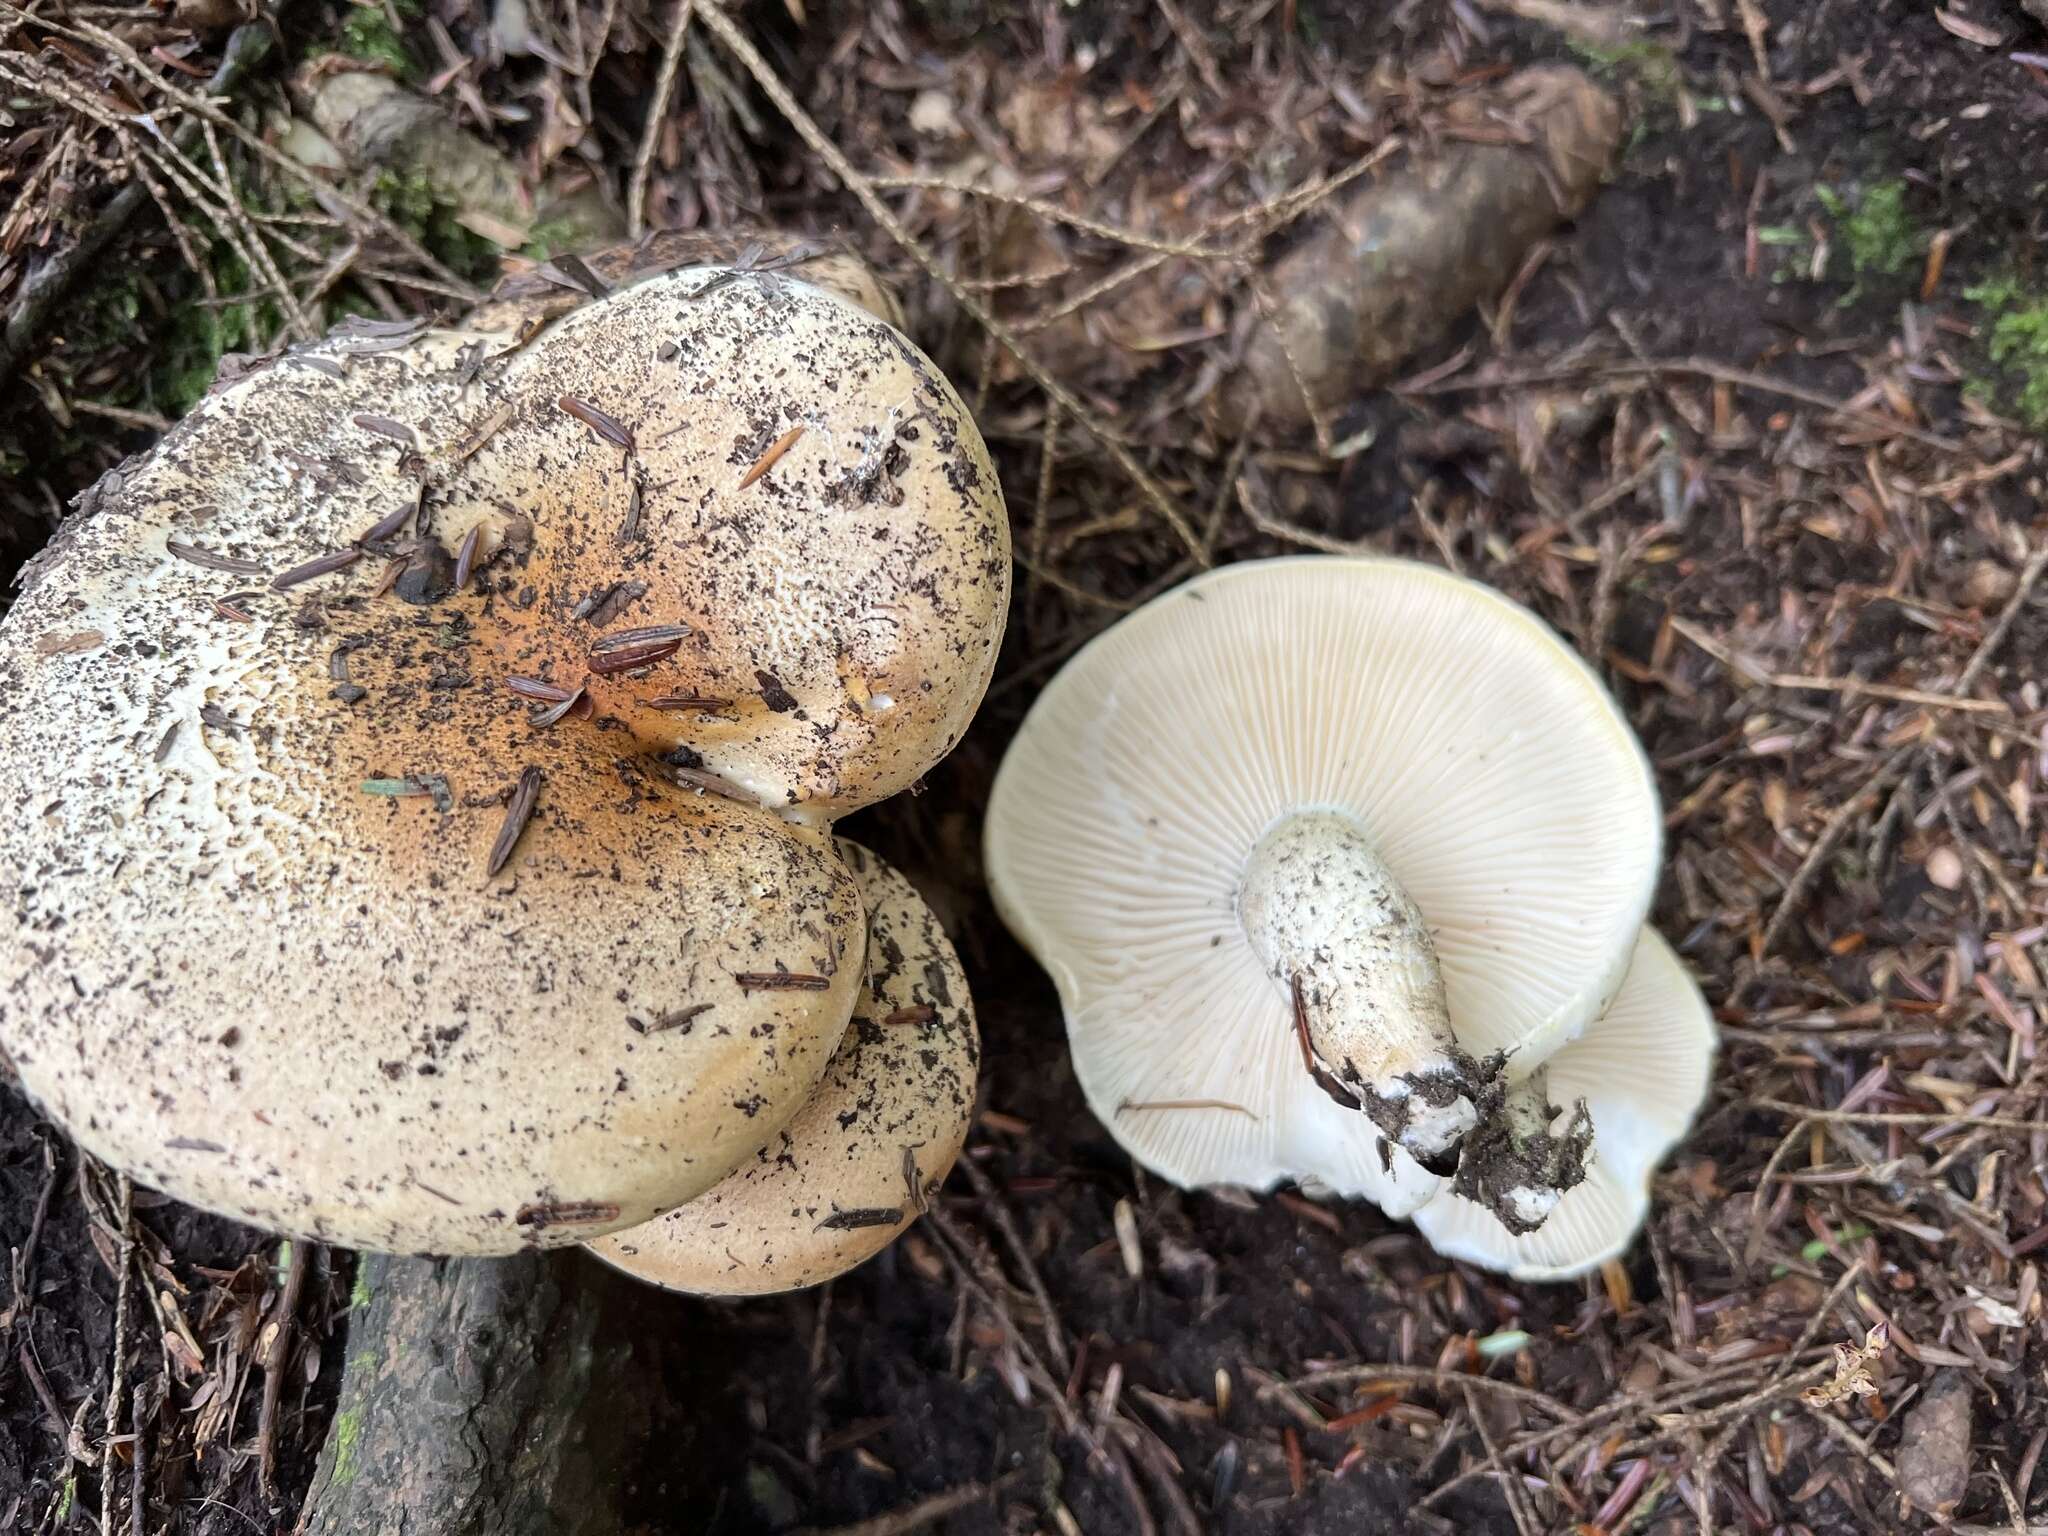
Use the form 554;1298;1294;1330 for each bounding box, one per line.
7;0;2048;1532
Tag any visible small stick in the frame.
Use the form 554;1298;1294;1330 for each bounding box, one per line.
258;1237;309;1494
952;1155;1071;1375
693;1;1208;566
99;1174;134;1536
627;0;697;238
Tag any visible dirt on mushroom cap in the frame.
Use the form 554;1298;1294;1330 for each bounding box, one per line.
0;265;1005;1255
587;840;980;1295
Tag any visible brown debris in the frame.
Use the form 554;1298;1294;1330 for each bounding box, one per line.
1898;1372;1974;1517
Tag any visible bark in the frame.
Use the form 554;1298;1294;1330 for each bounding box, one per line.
1210;65;1623;433
298;1251;644;1536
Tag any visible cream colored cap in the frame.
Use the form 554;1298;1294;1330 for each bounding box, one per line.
0;264;1005;1253
589;840;979;1294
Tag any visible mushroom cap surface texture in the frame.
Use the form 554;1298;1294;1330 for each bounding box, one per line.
982;556;1660;1215
1411;928;1715;1279
588;840;979;1294
0;264;1007;1255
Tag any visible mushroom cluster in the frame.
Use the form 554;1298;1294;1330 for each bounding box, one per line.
984;556;1714;1279
0;246;1004;1293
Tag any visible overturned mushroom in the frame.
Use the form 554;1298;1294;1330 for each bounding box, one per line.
0;255;1008;1256
590;841;979;1294
984;556;1709;1263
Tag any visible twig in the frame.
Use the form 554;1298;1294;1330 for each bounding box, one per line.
1238;472;1369;555
953;1155;1071;1374
1756;745;1913;959
99;1175;133;1536
796;1478;1006;1536
2;1128;60;1332
1957;542;2048;695
1669;617;2010;715
694;0;1208;565
50;12;481;302
258;1239;310;1494
1759;538;2048;957
1281;1362;1573;1420
1404;355;1964;453
1460;1382;1540;1536
1153;0;1226;97
867;175;1239;258
628;0;697;238
1027;403;1060;610
1750;1099;2047;1133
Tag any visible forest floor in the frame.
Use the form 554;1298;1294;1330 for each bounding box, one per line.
8;0;2048;1532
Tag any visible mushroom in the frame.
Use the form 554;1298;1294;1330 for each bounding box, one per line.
0;257;1008;1256
588;840;979;1294
984;555;1705;1257
1409;928;1715;1279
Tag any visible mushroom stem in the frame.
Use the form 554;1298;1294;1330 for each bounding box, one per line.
1240;811;1487;1173
1450;1068;1595;1235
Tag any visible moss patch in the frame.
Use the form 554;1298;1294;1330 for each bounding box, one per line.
1965;273;2048;431
372;170;501;283
328;1405;366;1485
1817;180;1920;291
336;1;416;78
1568;38;1683;102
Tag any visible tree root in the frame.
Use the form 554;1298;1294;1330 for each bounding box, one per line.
1210;65;1623;436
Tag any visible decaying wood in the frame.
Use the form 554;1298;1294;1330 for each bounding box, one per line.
1211;66;1622;434
300;72;621;253
298;1252;647;1536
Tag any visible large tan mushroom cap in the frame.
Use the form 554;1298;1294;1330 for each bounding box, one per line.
1411;928;1716;1280
0;264;1004;1254
442;266;1008;818
983;556;1660;1216
588;840;979;1294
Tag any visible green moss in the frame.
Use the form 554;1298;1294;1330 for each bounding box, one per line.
349;1266;373;1310
1818;180;1919;286
337;6;413;77
1568;38;1683;101
58;241;276;423
1965;272;2048;431
329;1405;366;1485
520;217;582;261
371;170;500;282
